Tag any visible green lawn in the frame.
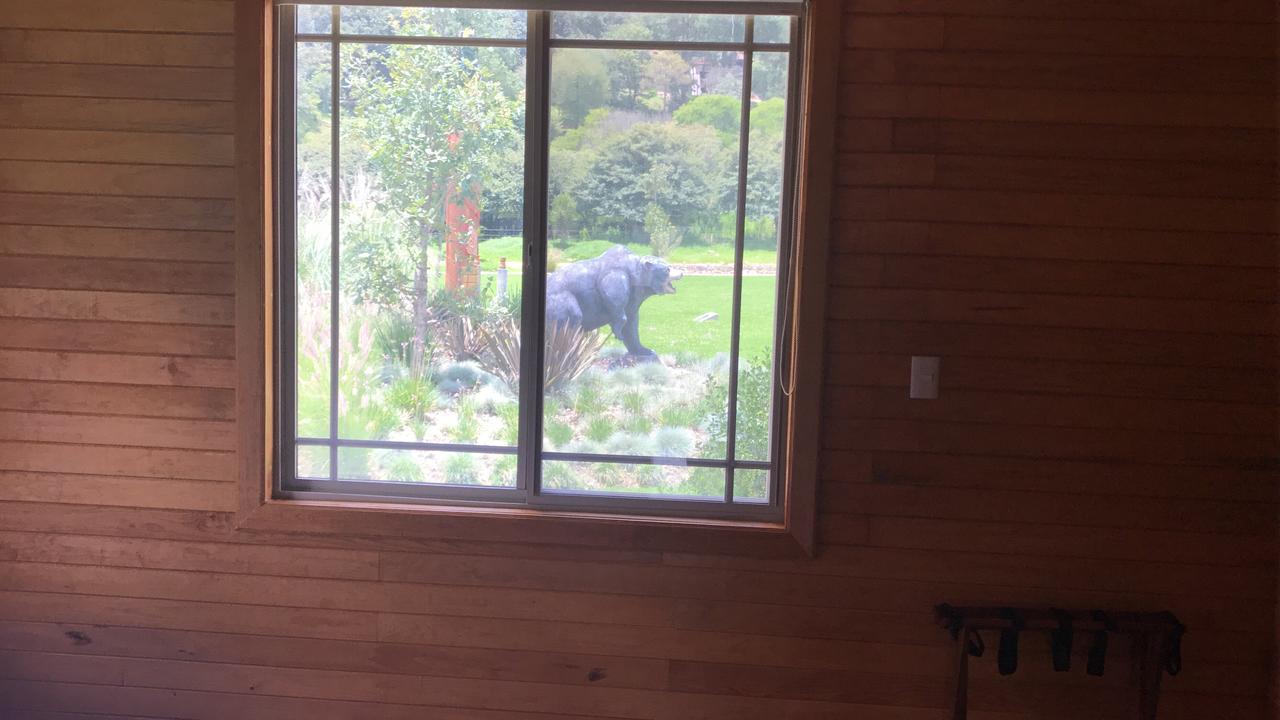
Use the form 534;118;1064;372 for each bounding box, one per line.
481;272;776;360
475;236;779;360
636;275;778;360
477;236;777;271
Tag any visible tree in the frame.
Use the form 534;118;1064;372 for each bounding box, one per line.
548;192;580;247
673;93;740;140
643;51;692;112
551;49;609;128
643;203;680;257
347;40;521;375
744;98;788;246
575;122;726;241
602;19;651;109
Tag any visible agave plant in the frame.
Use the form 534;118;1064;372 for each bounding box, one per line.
478;317;604;394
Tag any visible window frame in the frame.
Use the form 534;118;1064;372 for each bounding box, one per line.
235;0;837;555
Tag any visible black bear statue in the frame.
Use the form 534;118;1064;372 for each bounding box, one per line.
545;245;683;361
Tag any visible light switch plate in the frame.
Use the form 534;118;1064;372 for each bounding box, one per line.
910;356;940;399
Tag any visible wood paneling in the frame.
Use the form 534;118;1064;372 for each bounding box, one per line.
0;0;1275;718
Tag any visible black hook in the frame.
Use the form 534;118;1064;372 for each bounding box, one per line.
997;608;1022;675
1050;608;1073;672
1087;610;1115;677
1162;614;1186;676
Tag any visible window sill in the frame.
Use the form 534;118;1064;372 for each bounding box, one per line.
235;496;811;558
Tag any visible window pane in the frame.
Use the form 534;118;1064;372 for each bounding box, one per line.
295;42;333;441
330;42;526;459
752;15;790;43
733;50;789;462
340;6;526;38
338;448;516;486
297;444;331;479
543;459;725;499
733;468;768;503
297;4;333;34
543;47;745;481
552;11;744;43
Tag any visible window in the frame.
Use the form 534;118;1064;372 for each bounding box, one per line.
275;1;803;520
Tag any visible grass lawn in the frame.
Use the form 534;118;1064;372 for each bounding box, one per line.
481;273;776;359
476;233;779;360
637;275;778;359
477;236;777;271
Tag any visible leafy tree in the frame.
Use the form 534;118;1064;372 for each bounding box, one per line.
575;122;726;241
643;203;680;257
750;97;787;138
601;19;651;109
551;49;609;128
548;192;580;247
643;50;693;112
744;97;788;243
673;94;740;139
347;38;521;375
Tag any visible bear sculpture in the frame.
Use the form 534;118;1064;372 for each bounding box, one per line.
545;245;683;361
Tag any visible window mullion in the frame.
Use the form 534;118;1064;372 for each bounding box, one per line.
723;15;755;503
328;5;342;483
277;4;299;496
516;9;552;501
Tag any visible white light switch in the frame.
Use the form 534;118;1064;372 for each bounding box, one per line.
910;356;940;399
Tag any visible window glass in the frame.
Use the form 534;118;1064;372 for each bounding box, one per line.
543;460;724;500
552;11;744;43
294;22;527;486
340;6;526;38
294;41;333;473
282;3;798;515
338;448;517;485
297;5;333;34
733;468;769;503
733;50;790;472
752;15;791;43
541;47;746;496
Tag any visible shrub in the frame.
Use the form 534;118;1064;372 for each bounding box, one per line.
471;383;515;411
545;419;574;448
434;361;492;395
561;439;603;455
635;360;670;384
494;455;518;485
451;395;480;443
659;402;701;429
478;316;605;394
681;467;726;498
375;451;425;482
573;383;604;416
653;427;694;457
387;376;439;438
621;390;647;415
444;454;481;485
606;431;654;456
622;413;653;435
497;402;520;445
542;461;573;489
698;354;773;460
644;203;681;258
586;416;614;443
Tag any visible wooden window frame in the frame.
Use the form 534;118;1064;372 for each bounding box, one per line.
234;0;837;556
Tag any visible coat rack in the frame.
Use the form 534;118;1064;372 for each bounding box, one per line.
935;604;1185;720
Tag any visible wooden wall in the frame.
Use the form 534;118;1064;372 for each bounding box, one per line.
1;0;1276;717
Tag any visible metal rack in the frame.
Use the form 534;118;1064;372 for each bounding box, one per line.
935;604;1185;720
